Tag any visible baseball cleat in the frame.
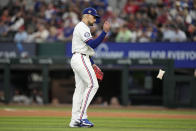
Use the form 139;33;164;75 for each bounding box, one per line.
69;119;81;128
80;119;94;127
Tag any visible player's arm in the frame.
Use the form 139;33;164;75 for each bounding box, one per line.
86;31;107;49
86;21;110;49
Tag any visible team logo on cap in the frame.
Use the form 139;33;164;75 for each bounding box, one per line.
88;10;92;13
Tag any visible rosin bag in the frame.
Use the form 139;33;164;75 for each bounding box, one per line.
157;69;165;80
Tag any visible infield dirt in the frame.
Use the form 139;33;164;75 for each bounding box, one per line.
0;107;196;119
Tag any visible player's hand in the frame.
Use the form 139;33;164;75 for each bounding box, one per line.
103;21;110;33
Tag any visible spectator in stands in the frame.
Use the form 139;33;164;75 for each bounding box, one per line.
147;5;158;22
47;26;59;42
188;24;196;41
157;0;165;9
155;25;163;42
169;1;181;19
45;3;56;22
0;9;10;24
0;19;12;42
108;12;125;41
123;0;140;15
102;6;114;21
58;20;74;42
78;0;91;10
0;0;195;43
174;15;186;32
189;1;196;23
62;4;79;26
14;26;28;43
162;24;187;42
34;0;44;12
137;27;151;43
148;26;158;42
156;8;169;26
9;0;26;15
134;12;146;28
91;0;109;11
127;14;137;31
171;25;187;42
0;20;9;37
9;11;24;32
162;24;175;42
129;26;137;42
115;24;132;42
28;24;49;43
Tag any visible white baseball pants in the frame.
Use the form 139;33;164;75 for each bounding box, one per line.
70;53;99;121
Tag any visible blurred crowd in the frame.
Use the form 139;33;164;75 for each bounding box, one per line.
0;0;196;44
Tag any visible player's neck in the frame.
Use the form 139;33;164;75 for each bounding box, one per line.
82;18;89;26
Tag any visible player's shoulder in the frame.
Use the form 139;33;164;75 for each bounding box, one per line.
75;22;88;30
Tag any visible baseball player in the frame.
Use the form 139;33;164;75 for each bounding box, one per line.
69;7;110;128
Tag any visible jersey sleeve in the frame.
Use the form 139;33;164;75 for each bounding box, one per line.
78;26;93;43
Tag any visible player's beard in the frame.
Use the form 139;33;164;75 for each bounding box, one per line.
88;21;94;26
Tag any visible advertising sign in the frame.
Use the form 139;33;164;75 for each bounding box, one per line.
0;43;36;58
66;42;196;68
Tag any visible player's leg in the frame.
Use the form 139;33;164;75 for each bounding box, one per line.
70;54;86;127
79;55;99;126
70;70;85;126
70;54;99;127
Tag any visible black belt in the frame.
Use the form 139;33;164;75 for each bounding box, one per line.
73;52;86;56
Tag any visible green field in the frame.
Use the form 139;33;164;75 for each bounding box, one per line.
0;105;196;131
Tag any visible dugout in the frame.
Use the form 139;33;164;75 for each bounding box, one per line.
93;58;175;107
1;57;196;108
94;68;164;106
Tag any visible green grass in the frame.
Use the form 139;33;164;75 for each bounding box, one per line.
0;117;196;131
0;105;196;131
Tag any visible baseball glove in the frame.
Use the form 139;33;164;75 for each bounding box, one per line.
93;64;103;81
